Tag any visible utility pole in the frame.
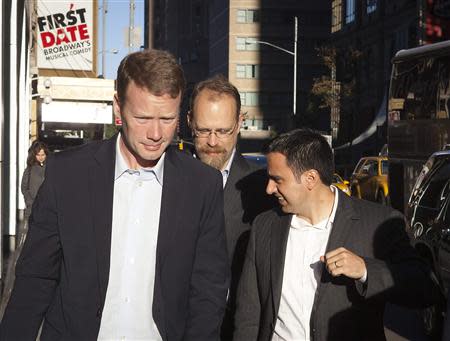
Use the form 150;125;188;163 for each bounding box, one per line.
246;16;298;129
293;16;298;117
129;0;136;53
101;0;108;77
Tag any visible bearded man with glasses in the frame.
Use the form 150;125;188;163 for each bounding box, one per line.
188;74;274;340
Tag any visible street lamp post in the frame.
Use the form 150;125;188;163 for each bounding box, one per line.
100;0;120;78
247;16;298;117
102;0;107;79
99;49;119;78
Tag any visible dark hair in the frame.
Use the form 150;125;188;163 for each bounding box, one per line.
267;129;334;186
27;140;49;167
116;49;185;106
189;74;241;118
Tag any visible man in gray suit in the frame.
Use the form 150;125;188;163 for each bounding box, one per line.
188;75;273;340
234;129;436;341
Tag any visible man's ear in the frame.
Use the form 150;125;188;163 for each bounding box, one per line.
113;93;122;120
238;112;245;130
303;169;320;190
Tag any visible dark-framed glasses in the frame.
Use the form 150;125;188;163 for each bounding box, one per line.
192;121;239;139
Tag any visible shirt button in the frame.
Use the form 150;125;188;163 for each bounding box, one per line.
138;181;143;187
129;258;135;265
125;297;130;303
135;219;140;225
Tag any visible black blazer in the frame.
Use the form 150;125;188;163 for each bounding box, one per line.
234;190;436;341
221;153;274;340
0;136;230;341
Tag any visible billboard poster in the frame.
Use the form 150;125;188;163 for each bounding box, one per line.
37;1;94;71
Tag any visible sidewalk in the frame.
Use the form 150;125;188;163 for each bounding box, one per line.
0;220;27;319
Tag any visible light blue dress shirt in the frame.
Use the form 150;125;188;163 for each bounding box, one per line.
98;135;164;341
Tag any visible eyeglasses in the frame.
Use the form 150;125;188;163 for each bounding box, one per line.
192;121;239;139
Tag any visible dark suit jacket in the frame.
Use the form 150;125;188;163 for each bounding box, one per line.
221;153;274;340
234;190;436;341
0;136;230;341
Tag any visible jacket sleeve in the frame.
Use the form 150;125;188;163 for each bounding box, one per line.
233;222;261;341
20;167;33;207
0;157;61;340
183;172;230;341
355;210;439;308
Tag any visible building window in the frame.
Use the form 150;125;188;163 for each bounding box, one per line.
236;38;246;50
236;64;260;79
236;37;259;51
345;0;355;23
332;0;343;33
367;0;377;14
240;92;260;106
237;9;259;23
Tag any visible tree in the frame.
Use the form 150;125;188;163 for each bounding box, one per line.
308;46;362;144
310;46;360;110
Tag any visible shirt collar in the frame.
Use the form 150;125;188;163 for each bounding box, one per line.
291;185;339;230
222;148;236;177
115;133;165;186
329;185;339;224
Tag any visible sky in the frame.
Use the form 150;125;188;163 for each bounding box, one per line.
99;0;145;79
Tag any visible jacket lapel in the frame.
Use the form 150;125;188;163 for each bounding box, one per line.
270;212;292;316
223;153;248;214
156;147;184;268
89;136;116;304
325;191;357;252
314;191;359;307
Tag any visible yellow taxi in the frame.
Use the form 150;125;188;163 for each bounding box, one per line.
332;173;351;196
350;156;389;205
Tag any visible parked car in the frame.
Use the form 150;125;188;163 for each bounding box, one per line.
333;173;351;196
407;149;450;339
242;153;267;167
350;156;389;204
243;155;351;195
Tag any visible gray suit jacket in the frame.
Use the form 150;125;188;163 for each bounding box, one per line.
221;153;274;340
234;190;436;341
223;153;271;264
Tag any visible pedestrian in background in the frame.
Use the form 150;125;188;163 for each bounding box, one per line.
21;140;49;224
0;140;49;320
188;74;274;340
234;128;437;341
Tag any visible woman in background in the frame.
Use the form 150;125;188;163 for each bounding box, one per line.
21;140;49;224
0;140;49;319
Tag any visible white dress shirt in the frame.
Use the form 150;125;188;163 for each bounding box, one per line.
272;187;339;341
98;135;163;341
221;148;236;188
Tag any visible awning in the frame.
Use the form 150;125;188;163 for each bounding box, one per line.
334;91;387;150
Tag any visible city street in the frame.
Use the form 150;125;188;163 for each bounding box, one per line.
1;0;449;339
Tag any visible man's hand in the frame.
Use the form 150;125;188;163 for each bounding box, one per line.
320;247;366;280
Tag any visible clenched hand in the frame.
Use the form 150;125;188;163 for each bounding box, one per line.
320;247;366;280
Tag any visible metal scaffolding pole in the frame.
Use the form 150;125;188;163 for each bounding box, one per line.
129;0;136;53
101;0;108;77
